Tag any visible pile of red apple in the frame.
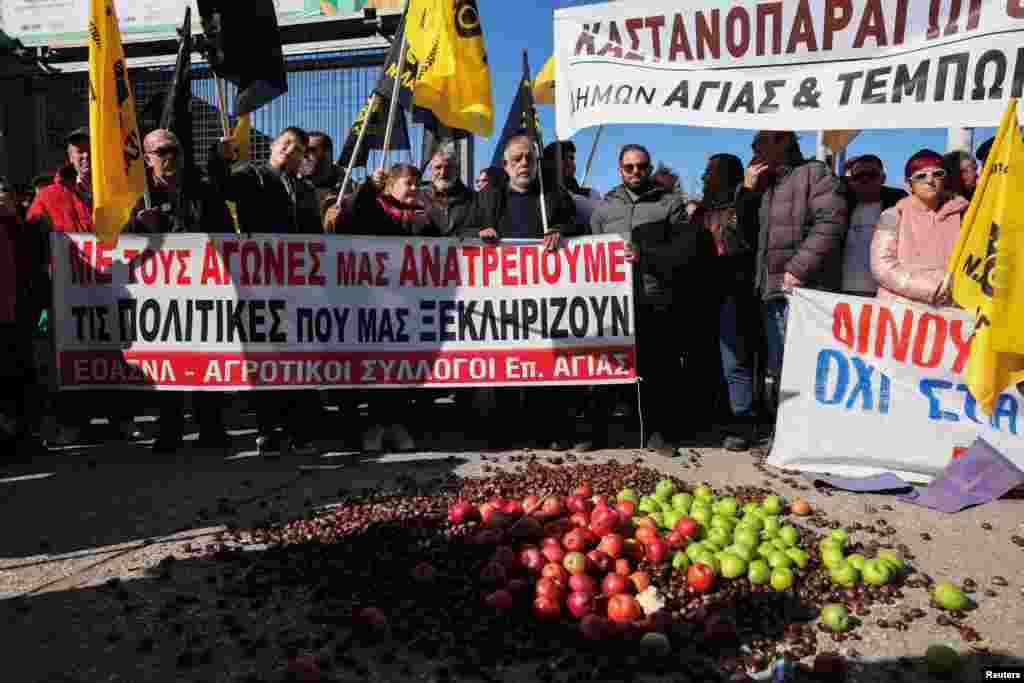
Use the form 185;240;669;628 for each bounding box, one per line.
447;482;701;642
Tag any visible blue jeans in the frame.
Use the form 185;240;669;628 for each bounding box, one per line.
762;299;790;378
719;296;756;419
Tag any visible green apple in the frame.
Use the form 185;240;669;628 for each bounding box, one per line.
778;526;799;547
711;515;736;533
748;559;771;585
663;510;683;531
694;550;720;573
878;550;906;574
706;527;731;549
693;483;714;500
820;603;851;632
770;566;795;590
830;562;860;586
846;553;867;571
733;527;759;549
715;497;739;518
617;488;638;503
761;516;781;536
932;581;969;610
671;550;690;571
651;511;666;528
671;492;693;513
767;551;793;570
820;538;843;554
757;542;777;559
861;559;892;586
742;502;759;516
656;479;676;499
686;542;706;561
822;547;846;569
830;528;850;546
638;496;659;514
726;544;755;563
719;553;747;579
785;547;809;569
690;506;712;525
925;644;962;679
741;515;764;532
771;538;790;552
762;495;783;515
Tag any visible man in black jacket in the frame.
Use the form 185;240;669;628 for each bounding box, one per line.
300;131;342;207
126;129;234;453
838;154;907;297
420;147;476;236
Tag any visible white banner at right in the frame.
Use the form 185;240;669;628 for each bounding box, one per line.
554;0;1024;138
767;290;1023;483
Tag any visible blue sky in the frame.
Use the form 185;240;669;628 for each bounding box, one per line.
474;1;996;198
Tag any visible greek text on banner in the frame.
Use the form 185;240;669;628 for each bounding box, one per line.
51;233;638;390
554;0;1024;137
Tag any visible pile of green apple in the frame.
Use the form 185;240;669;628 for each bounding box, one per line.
627;480;809;592
818;533;905;587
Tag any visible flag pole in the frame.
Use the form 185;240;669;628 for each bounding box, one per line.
581;124;604;188
380;1;409;171
336;94;380;207
523;50;549;233
215;77;231;139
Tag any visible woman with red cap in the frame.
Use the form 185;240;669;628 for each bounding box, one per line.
870;149;969;306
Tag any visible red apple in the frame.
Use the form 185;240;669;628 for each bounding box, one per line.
544;520;571;537
479;502;499;525
563;551;588;575
575;482;593;498
579;614;608;641
566;591;596;619
687;562;715;593
520;547;544;573
539;496;563;518
590;508;621;536
635;526;661;546
563;529;589;553
566;495;589;515
541;544;566;565
602;573;629;595
615;500;636;520
503;500;524;515
532;596;561;621
645;540;669;563
542;563;568;586
569;574;598;594
674;517;698;539
636;516;657;529
356;607;388;630
629;571;651;593
287;655;323;682
587;549;612;573
624;539;646;562
411;562;436;583
592;495;608;509
606;594;642;623
535;576;564;601
507;578;530;594
480;561;507;586
474;529;503;546
541;535;561;549
614;558;632;578
447;500;477;525
485;589;514;610
569;512;590;529
523;495;541;514
666;531;685;549
597;533;624;559
490;497;509;510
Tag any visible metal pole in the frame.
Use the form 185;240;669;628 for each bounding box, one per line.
336;94;380;207
379;15;409;171
581;124;604;188
534;141;550;233
215;76;231;139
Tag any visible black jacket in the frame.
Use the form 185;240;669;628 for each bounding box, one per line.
208;152;321;234
125;172;235;235
420;180;476;237
468;182;581;240
839;183;908;215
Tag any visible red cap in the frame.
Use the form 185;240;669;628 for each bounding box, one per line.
904;149;943;179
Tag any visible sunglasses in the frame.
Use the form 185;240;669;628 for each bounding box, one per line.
147;146;179;159
851;171;880;182
621;162;650;173
909;168;946;183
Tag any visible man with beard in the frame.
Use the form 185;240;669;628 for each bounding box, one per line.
591;144;714;451
299;131;341;206
420;146;476;237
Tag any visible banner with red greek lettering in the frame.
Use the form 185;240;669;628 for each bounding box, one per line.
554;0;1024;138
767;289;1024;483
51;233;637;391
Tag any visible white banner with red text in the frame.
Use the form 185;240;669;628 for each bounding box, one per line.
51;233;637;391
767;289;1024;483
554;0;1024;138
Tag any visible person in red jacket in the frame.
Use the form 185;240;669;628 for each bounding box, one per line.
25;128;136;446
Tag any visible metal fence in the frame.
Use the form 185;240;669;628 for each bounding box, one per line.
37;47;423;179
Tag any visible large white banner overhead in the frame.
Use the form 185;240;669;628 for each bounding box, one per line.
767;290;1024;483
554;0;1024;138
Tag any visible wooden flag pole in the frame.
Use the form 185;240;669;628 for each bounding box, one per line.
337;94;380;207
581;124;604;188
379;24;409;172
215;76;231;138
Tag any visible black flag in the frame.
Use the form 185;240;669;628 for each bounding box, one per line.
338;92;411;170
491;50;543;168
160;8;193;173
197;0;287;116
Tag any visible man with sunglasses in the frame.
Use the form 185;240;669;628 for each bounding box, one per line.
591;144;714;451
839;155;907;298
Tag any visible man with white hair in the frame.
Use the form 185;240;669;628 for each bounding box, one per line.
420;145;476;236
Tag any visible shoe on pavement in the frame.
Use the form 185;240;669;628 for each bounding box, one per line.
362;425;385;454
389;424;416;452
256;434;281;457
723;434;750;452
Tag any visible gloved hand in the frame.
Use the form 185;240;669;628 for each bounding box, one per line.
37;309;49;336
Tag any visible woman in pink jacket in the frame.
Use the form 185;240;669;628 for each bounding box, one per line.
870;149;969;306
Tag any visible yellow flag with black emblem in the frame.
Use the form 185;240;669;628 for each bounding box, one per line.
947;98;1024;415
404;0;493;136
534;55;555;106
88;0;146;247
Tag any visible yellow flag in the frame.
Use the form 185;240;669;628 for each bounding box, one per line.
533;55;555;105
947;98;1024;414
88;0;146;247
225;115;250;233
405;0;493;136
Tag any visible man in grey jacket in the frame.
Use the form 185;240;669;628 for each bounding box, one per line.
591;144;713;450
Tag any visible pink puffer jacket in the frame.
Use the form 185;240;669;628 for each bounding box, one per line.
870;194;969;305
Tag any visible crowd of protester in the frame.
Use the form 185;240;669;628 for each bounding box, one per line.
0;122;1000;461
